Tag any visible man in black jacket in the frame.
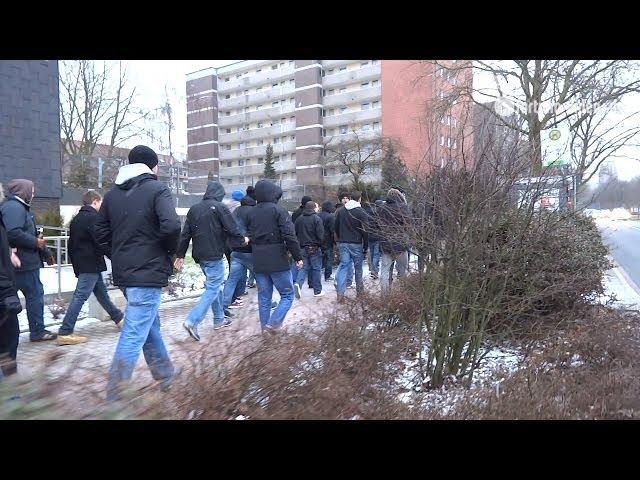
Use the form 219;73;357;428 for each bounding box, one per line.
291;195;312;224
175;181;247;341
317;201;336;281
362;199;383;280
294;201;325;298
246;180;303;332
0;179;56;342
57;191;124;345
334;190;369;301
378;189;410;293
95;145;182;401
0;183;22;378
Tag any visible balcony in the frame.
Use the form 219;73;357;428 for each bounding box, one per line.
220;159;297;177
322;85;381;109
220;83;296;110
321;60;353;70
322;64;381;89
218;104;296;128
221;177;298;195
323;128;382;144
322;108;382;129
219;122;296;144
219;140;296;160
218;65;295;93
322;171;381;186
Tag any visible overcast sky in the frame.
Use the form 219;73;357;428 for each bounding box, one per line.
120;60;640;182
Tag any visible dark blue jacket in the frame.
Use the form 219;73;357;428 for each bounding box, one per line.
0;195;44;272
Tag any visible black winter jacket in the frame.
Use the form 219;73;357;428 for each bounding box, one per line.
378;198;411;254
335;201;369;251
231;195;256;253
94;164;182;288
0;196;48;272
291;206;305;224
177;181;246;263
0;216;16;302
294;209;324;248
317;201;336;248
246;180;302;273
68;205;107;277
362;203;382;242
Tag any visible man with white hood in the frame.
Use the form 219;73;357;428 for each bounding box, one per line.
94;145;181;401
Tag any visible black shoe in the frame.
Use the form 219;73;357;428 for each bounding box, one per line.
183;322;200;341
214;319;232;330
30;330;58;342
224;309;235;318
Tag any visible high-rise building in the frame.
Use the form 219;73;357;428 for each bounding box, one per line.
186;60;471;198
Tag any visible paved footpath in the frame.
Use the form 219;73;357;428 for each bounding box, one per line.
8;271;378;418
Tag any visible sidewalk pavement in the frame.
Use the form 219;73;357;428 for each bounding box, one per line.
603;260;640;311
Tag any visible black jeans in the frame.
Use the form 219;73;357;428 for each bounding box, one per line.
321;245;334;280
0;308;19;364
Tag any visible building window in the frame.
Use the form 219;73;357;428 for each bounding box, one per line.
322;109;326;117
239;142;245;149
257;122;263;128
257;104;262;110
372;60;379;64
339;106;346;114
256;86;262;91
361;61;369;67
339;125;348;134
372;79;379;87
289;97;295;103
225;111;230;116
322;128;326;136
272;101;279;107
361;82;369;88
440;135;445;146
225;77;229;82
291;153;296;161
322;89;326;97
274;138;280;144
225;94;230;99
339;65;347;71
290;79;295;84
236;74;241;79
244;89;248;95
227;178;232;184
289;60;294;65
372;100;380;109
271;64;278;70
362;124;371;131
243;107;249;113
282;136;287;142
290;116;295;122
258;139;264;146
373;122;380;130
226;145;231;150
361;102;370;111
339;87;346;93
226;161;232;167
280;62;285;68
274;155;280;162
453;139;458;149
258;157;263;164
242;124;249;131
256;68;262;73
340;165;349;174
328;68;334;75
226;128;231;133
272;119;280;126
272;83;278;88
238;159;245;166
328;89;334;96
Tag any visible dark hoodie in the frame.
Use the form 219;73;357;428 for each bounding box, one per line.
177;181;245;263
294;207;324;248
246;180;302;273
68;205;108;277
0;185;17;301
0;179;45;272
317;201;336;248
231;195;256;253
94;163;181;288
291;195;313;224
378;189;410;254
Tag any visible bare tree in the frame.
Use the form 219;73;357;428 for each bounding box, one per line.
322;127;385;193
59;60;149;184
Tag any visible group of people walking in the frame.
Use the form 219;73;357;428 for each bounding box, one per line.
0;144;413;401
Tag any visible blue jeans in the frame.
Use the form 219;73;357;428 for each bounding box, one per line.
14;269;45;340
369;241;381;275
186;260;226;327
247;270;255;287
59;273;123;335
322;245;334;280
106;287;173;401
296;249;323;294
255;270;295;329
223;252;253;308
336;243;364;295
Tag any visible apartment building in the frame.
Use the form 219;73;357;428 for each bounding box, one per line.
186;60;470;199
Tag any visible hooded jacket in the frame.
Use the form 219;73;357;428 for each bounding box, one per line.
231;195;256;253
335;199;369;251
246;180;302;273
317;201;336;248
294;208;324;248
0;185;17;302
177;181;245;263
94;163;181;288
0;179;46;272
291;195;313;224
378;189;411;254
362;202;382;242
68;205;108;277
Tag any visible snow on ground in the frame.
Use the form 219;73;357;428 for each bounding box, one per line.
601;267;640;310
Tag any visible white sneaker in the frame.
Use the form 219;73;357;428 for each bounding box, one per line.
294;283;302;299
313;291;325;297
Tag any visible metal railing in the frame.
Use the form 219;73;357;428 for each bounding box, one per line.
42;234;71;299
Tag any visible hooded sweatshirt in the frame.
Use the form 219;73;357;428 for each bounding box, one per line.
246;180;302;273
94;163;181;287
176;181;245;263
0;184;17;301
335;199;369;251
291;195;313;224
0;179;44;272
232;195;256;253
378;188;411;254
294;207;324;248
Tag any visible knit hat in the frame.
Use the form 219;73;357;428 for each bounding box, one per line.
129;145;159;170
300;195;312;206
232;190;245;201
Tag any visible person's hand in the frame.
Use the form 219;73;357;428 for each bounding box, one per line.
174;258;185;271
10;249;20;268
36;236;46;249
296;260;304;269
243;236;250;246
46;256;55;266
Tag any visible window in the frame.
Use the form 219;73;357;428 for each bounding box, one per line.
280;62;285;68
256;104;262;110
244;89;248;95
362;124;371;131
361;102;370;111
453;139;458;149
226;145;231;150
322;128;327;136
282;154;287;161
272;83;278;88
256;68;262;73
339;65;347;71
329;89;334;95
242;124;249;131
274;155;280;161
372;100;380;108
322;109;326;117
243;106;249;113
291;153;296;161
339;125;348;134
440;135;445;146
290;116;295;122
372;60;379;65
236;74;241;79
258;139;264;146
339;106;346;114
361;61;369;67
225;77;230;82
272;101;279;107
290;97;295;103
227;179;232;184
280;81;285;86
372;79;379;87
339;87;346;93
239;142;245;149
361;82;369;88
340;165;349;174
289;60;294;65
226;128;231;133
258;157;263;164
271;64;278;70
274;137;280;144
225;94;230;99
256;86;262;91
226;161;232;167
290;79;295;84
281;137;287;142
225;111;230;116
328;69;334;75
238;159;245;166
257;122;263;128
272;119;280;126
